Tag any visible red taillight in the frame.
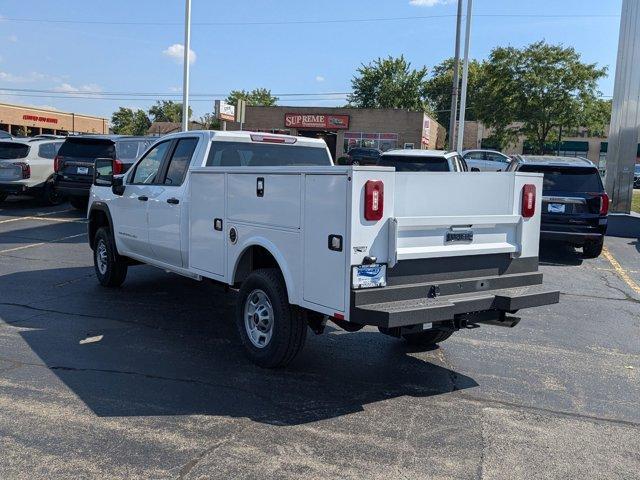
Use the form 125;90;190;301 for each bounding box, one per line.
53;155;63;172
113;159;124;175
13;162;30;179
599;192;609;215
521;184;536;218
364;180;384;221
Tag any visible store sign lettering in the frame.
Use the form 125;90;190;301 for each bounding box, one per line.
23;114;58;124
285;113;350;130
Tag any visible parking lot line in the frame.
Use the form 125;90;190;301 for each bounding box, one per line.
0;209;75;225
602;246;640;295
0;232;87;254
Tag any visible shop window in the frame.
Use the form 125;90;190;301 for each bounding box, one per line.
344;132;398;153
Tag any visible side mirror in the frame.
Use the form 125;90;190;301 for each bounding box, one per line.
471;167;480;172
93;158;114;186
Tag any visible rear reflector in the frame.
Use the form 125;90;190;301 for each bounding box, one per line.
250;134;297;144
599;192;609;215
113;159;124;175
522;184;536;218
364;180;384;221
13;162;30;179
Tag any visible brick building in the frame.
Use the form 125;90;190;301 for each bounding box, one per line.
0;102;108;136
229;106;445;160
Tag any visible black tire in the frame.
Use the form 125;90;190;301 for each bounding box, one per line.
40;180;65;206
0;192;7;203
235;268;307;368
582;238;604;259
93;227;128;287
402;329;455;347
69;196;88;211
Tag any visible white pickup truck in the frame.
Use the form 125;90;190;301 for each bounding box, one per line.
88;130;559;368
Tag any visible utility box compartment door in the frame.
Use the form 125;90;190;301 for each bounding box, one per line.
188;172;226;278
303;175;347;311
227;174;301;229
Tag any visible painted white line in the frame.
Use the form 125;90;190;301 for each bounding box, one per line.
0;208;75;225
0;232;87;254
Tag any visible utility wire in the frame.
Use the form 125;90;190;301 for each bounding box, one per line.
0;87;350;97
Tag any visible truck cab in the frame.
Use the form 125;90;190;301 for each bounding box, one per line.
88;130;558;368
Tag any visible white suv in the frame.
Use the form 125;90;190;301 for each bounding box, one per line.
0;138;64;204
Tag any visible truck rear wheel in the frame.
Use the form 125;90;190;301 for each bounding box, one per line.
402;329;454;347
93;227;128;287
236;268;307;368
582;238;604;259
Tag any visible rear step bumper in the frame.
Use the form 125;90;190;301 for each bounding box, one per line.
351;274;559;328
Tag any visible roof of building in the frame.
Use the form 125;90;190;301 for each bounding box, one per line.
514;155;595;167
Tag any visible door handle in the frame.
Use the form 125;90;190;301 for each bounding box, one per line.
138;195;148;201
167;197;180;205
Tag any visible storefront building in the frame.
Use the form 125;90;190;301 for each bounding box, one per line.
236;106;445;159
0;102;108;136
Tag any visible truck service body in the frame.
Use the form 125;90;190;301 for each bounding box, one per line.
88;130;559;367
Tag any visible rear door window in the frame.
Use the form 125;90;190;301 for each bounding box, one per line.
58;139;115;159
0;142;29;159
377;155;450;172
162;138;198;186
519;165;603;193
206;141;331;167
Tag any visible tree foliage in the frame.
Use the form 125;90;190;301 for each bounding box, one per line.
225;88;278;107
424;58;483;131
199;112;221;130
475;41;607;152
111;107;151;135
148;100;192;123
348;55;430;111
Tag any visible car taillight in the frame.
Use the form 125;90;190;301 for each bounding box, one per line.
597;192;609;215
113;159;124;175
13;162;30;179
364;180;384;221
250;134;297;144
53;155;63;172
521;184;536;218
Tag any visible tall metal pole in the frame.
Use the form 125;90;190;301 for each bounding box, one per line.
181;0;192;132
456;0;473;153
448;0;463;150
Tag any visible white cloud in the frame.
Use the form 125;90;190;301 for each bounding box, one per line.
0;71;49;83
162;43;196;65
7;34;17;43
409;0;454;6
53;83;102;93
315;75;325;82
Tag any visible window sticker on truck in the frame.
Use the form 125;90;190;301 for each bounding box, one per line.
352;264;387;289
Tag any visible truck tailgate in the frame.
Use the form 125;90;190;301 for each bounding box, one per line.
388;172;541;265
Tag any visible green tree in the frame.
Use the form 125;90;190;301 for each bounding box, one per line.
348;55;430;111
475;41;607;153
424;58;484;132
225;88;278;107
148;100;192;123
111;107;151;135
199;112;221;130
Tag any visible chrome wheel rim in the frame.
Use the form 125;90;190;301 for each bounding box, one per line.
96;239;108;275
244;289;274;349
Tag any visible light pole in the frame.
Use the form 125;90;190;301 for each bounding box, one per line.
456;0;473;153
448;0;463;150
181;0;192;132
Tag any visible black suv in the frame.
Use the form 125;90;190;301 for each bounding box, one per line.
346;147;382;165
54;135;153;209
509;155;609;258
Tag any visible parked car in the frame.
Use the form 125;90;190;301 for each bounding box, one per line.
346;147;382;165
0;139;64;204
0;131;13;140
462;149;511;171
508;155;608;258
634;164;640;188
54;135;154;209
377;149;468;172
88;130;557;368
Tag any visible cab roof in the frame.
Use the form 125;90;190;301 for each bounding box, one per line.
159;130;329;149
381;149;456;158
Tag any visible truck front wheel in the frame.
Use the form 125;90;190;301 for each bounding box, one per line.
93;227;128;287
236;268;307;368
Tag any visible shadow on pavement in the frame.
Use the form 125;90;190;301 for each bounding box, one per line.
1;265;478;426
539;240;584;267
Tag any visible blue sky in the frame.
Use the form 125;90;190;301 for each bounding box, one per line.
0;0;623;121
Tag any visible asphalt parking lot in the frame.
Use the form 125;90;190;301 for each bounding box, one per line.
0;198;638;480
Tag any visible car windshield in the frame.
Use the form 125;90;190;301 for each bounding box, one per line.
519;165;603;193
377;155;449;172
58;138;116;159
206;141;331;167
0;142;29;159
